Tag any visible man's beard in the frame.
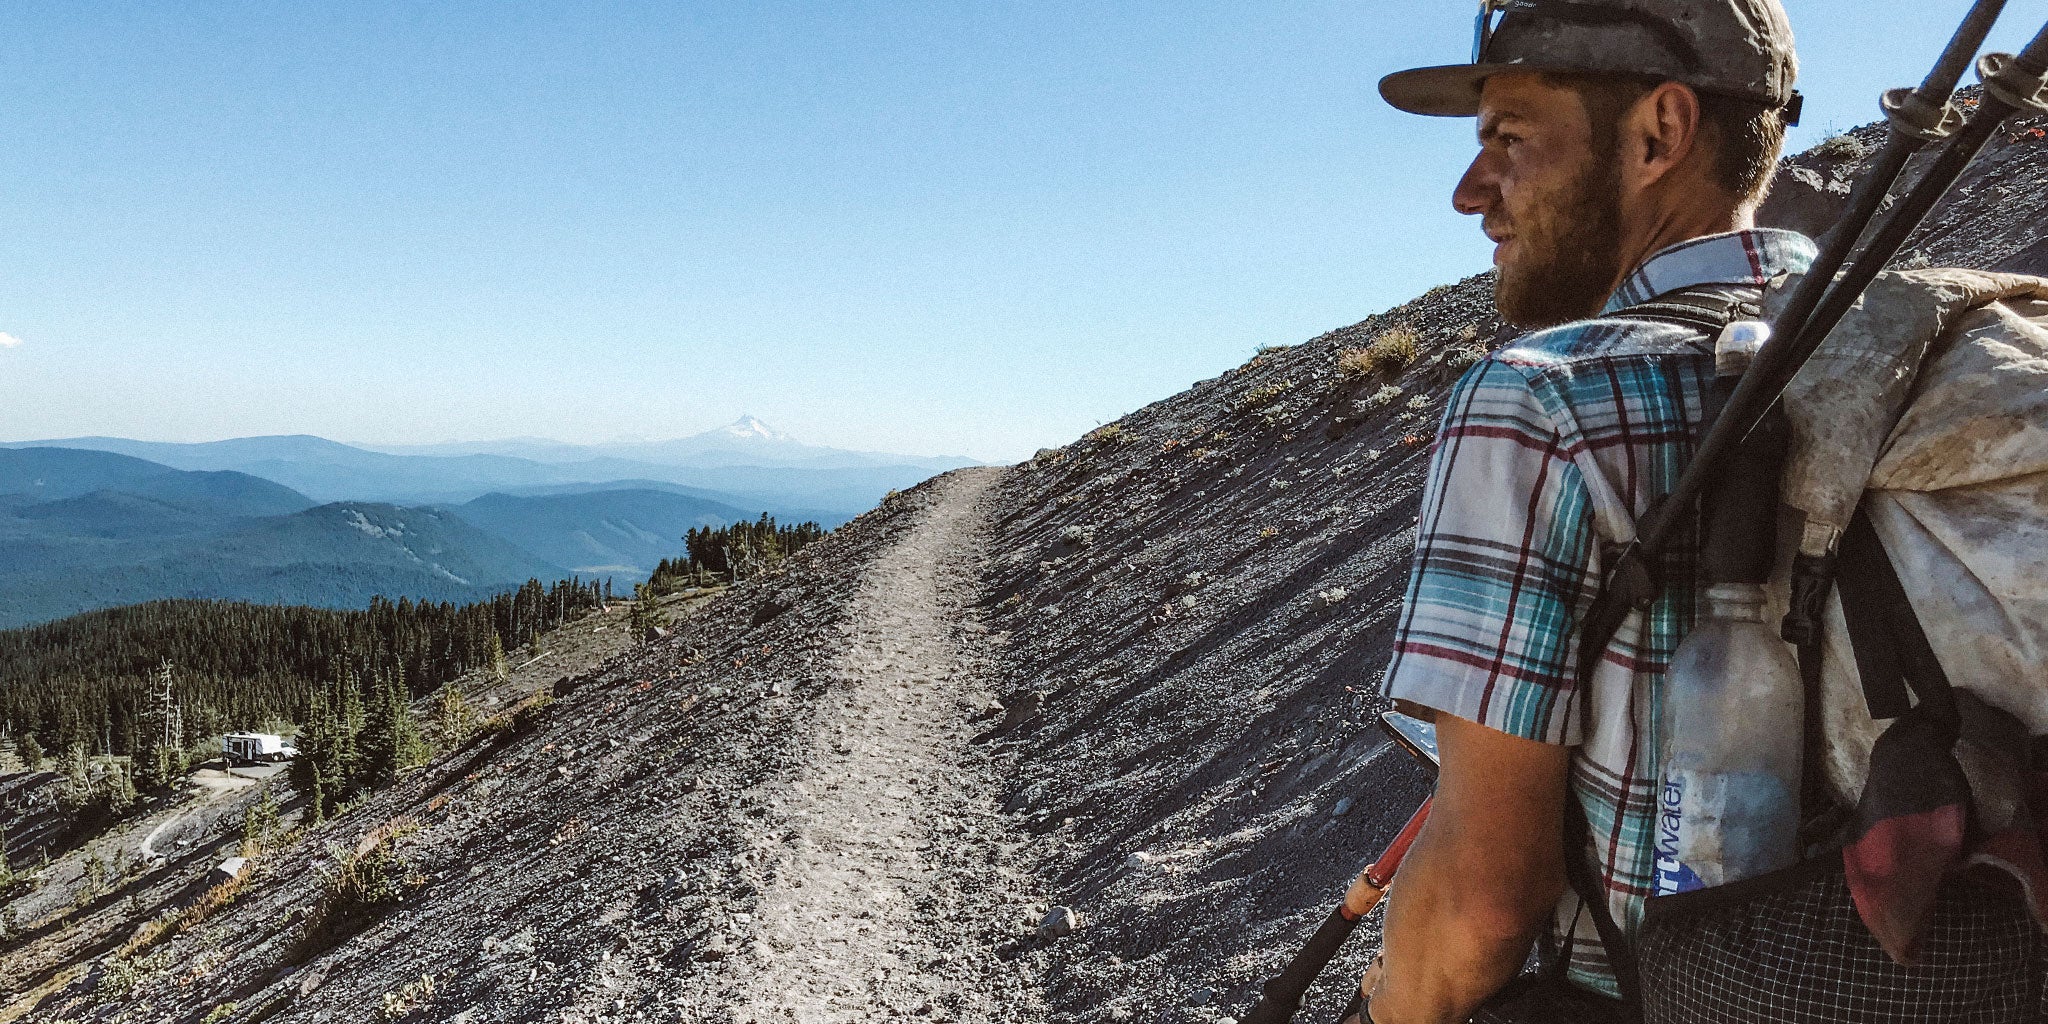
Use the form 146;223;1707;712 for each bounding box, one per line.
1493;157;1625;329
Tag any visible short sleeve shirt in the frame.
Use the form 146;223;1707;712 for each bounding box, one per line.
1382;229;1818;995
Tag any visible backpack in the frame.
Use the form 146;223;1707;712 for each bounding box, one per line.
1625;268;2048;1024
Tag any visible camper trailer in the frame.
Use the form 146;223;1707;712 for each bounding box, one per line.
222;732;296;765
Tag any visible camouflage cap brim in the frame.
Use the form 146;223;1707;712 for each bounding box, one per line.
1378;60;1573;118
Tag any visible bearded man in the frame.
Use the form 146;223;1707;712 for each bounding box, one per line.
1354;2;1806;1021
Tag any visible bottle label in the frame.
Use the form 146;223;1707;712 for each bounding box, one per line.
1654;774;1707;894
1654;768;1797;896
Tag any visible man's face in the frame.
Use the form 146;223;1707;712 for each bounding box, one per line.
1453;72;1627;328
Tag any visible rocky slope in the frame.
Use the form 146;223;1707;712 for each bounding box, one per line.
5;106;2042;1024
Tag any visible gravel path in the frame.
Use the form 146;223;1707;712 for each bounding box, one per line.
723;466;1047;1023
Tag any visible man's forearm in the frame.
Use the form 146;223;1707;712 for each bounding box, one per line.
1369;832;1555;1023
1362;714;1570;1024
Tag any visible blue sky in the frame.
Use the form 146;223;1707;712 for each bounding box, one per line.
0;2;2040;462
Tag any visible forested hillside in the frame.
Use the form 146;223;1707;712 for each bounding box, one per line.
0;578;607;770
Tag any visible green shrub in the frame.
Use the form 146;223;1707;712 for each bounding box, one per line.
322;829;421;913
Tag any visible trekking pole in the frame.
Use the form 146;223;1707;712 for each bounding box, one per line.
1240;798;1433;1024
1243;714;1441;1024
1580;4;2043;644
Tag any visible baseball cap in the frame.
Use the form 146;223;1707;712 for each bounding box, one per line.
1380;0;1801;124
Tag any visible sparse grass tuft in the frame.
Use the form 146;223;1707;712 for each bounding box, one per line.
1810;132;1869;162
119;872;250;959
382;975;437;1020
1367;326;1420;370
1442;346;1486;374
1235;380;1294;411
1336;349;1376;379
1356;384;1405;416
201;1004;238;1024
1344;326;1421;378
1406;394;1433;411
1087;423;1127;444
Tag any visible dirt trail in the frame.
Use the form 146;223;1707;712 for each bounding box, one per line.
723;466;1045;1023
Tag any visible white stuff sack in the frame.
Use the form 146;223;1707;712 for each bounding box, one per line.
1769;268;2048;801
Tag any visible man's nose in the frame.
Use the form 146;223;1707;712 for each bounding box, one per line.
1452;152;1496;217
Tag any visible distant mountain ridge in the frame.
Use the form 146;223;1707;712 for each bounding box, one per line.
359;414;976;471
0;433;892;627
447;488;752;577
0;467;570;629
5;418;970;512
0;449;559;628
0;446;315;514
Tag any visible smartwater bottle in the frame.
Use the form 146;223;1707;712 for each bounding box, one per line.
1654;583;1805;893
1653;320;1803;895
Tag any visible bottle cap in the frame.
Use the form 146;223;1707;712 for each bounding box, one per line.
1714;320;1771;378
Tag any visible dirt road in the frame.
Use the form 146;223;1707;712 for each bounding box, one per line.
719;467;1047;1023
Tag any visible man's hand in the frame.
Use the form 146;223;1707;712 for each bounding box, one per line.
1365;713;1570;1024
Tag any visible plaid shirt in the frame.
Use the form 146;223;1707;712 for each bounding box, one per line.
1382;229;1818;995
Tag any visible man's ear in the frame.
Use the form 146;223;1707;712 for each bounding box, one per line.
1625;81;1703;192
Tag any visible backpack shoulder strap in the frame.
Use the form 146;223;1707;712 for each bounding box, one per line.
1835;507;1958;726
1607;285;1763;335
1561;796;1645;1010
1554;282;1760;1011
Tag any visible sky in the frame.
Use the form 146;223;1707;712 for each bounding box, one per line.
0;2;2040;463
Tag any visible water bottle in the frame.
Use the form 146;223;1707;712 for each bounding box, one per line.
1654;583;1805;894
1653;319;1804;895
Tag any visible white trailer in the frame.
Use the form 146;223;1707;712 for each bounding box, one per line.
222;733;297;765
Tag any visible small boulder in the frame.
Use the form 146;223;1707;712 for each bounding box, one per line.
1037;905;1082;939
997;691;1044;732
644;625;671;642
1331;797;1355;817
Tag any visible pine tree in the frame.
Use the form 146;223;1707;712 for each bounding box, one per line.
435;684;472;742
16;734;43;771
361;674;426;788
487;632;509;681
104;763;137;815
242;786;279;854
306;760;326;825
337;670;366;800
389;679;427;775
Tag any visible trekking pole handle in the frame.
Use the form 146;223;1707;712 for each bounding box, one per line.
1343;796;1433;919
1241;798;1434;1024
